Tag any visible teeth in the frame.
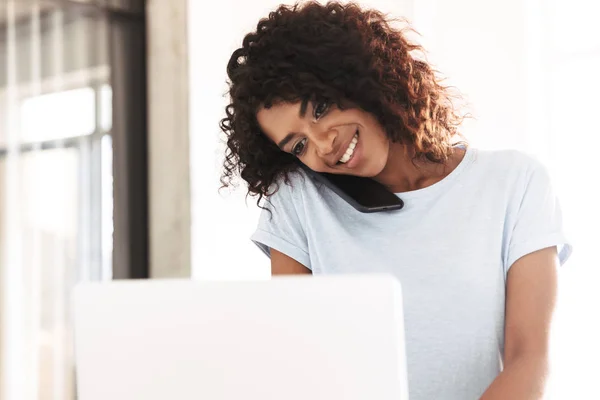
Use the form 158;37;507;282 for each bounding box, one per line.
339;133;358;164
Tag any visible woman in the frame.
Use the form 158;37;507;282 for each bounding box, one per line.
220;2;571;399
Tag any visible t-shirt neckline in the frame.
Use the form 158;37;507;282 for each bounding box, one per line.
394;146;476;200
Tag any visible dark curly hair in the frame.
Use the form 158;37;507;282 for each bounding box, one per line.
220;1;464;203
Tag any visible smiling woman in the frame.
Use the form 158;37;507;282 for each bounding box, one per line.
220;2;571;400
220;1;464;202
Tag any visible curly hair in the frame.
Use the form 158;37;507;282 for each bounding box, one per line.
220;1;464;203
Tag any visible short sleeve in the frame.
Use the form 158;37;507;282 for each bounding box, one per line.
505;158;572;273
251;179;311;270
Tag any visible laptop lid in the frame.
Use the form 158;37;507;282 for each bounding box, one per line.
73;274;408;400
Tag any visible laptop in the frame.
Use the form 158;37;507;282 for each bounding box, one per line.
73;274;409;400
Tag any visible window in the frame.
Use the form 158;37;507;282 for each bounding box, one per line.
0;1;147;399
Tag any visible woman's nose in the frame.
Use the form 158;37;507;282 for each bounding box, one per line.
313;130;337;158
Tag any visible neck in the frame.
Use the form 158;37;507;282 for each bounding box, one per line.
373;143;462;193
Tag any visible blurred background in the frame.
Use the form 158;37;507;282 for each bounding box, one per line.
1;0;598;399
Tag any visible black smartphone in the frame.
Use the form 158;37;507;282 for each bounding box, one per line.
297;163;404;213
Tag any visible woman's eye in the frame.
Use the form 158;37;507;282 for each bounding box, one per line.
292;138;307;156
313;100;329;120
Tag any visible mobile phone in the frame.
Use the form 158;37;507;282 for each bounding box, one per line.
297;163;404;213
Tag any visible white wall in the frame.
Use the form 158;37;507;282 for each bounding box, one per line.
415;0;550;154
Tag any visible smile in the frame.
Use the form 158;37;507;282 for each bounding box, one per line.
338;132;358;164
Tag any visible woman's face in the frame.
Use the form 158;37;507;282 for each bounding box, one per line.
256;100;391;177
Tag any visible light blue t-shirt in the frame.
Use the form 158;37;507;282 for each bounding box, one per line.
251;147;571;400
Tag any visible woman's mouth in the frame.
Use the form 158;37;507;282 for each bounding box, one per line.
338;131;359;164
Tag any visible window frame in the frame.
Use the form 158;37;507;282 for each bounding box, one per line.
0;0;148;280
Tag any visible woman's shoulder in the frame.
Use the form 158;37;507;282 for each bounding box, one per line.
465;147;556;206
260;167;344;221
471;147;548;177
261;168;313;207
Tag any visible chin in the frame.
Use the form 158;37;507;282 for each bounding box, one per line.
360;160;387;178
